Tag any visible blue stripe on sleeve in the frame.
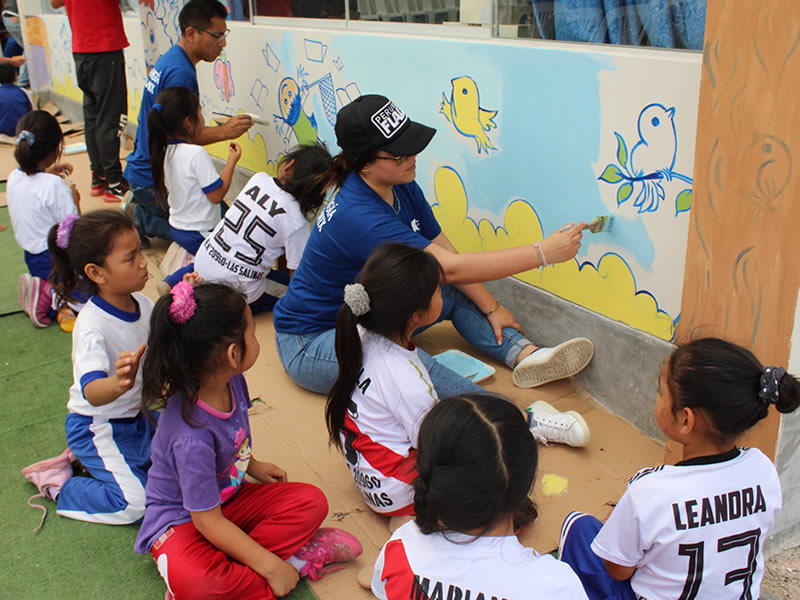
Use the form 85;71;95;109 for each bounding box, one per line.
80;370;108;395
202;178;223;194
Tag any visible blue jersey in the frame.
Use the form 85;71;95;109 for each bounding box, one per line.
273;172;441;333
123;45;197;187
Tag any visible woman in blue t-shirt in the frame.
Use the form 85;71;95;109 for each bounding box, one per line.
273;94;593;403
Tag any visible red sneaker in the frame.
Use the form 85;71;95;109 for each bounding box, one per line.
296;528;362;581
91;171;106;197
104;179;130;203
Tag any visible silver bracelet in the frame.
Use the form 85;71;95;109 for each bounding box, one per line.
533;242;549;268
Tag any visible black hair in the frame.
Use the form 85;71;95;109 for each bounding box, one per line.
414;394;538;535
326;243;443;448
14;111;64;175
142;282;249;426
667;337;800;442
148;86;201;205
275;142;334;218
178;0;228;34
0;63;16;84
47;209;135;305
319;149;379;191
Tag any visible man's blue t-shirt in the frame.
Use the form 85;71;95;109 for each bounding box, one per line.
273;172;442;334
123;45;197;188
0;83;32;136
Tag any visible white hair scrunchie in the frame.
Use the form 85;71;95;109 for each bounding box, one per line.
344;283;371;317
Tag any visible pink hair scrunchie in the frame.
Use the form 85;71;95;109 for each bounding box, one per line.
168;281;197;324
56;213;80;250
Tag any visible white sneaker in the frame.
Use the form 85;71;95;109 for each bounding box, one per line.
526;400;591;447
512;337;594;388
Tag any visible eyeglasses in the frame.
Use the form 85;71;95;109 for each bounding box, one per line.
196;27;230;41
375;154;410;165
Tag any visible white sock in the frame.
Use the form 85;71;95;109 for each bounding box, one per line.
287;555;307;573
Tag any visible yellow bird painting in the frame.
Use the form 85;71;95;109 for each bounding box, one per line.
439;76;498;154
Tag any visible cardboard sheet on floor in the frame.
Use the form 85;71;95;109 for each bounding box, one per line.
240;316;665;599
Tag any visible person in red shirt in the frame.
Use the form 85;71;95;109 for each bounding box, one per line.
50;0;129;203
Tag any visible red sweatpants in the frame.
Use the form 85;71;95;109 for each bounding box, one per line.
150;481;328;600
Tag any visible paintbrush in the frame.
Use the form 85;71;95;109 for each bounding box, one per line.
558;215;613;234
212;111;271;126
584;215;612;233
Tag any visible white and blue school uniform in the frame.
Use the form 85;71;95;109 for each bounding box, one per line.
57;292;155;525
124;45;198;189
165;141;223;256
559;447;782;600
6;168;77;279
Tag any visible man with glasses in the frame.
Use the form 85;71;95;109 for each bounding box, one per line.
124;0;252;246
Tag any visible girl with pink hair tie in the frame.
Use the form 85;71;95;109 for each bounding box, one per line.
137;282;362;599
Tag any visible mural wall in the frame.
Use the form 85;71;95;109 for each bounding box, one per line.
23;6;703;342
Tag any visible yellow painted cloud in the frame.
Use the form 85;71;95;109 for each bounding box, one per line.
205;127;278;176
431;166;676;341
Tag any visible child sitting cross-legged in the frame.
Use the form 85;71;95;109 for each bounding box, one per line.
559;338;800;600
369;394;589;599
135;282;362;599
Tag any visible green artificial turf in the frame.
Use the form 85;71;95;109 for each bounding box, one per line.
0;206;27;315
1;312;317;599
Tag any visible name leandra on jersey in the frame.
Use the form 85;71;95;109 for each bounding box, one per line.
672;485;767;531
410;575;507;600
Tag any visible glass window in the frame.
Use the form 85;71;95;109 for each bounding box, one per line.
494;0;706;50
253;0;460;24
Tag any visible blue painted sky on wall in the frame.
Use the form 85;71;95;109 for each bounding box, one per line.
294;33;657;270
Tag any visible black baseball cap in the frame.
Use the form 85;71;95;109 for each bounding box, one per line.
334;94;436;156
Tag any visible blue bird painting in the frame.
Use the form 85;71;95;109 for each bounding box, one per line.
599;103;694;215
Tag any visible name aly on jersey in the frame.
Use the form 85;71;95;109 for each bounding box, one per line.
671;484;767;531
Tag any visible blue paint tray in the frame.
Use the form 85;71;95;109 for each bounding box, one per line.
432;349;495;383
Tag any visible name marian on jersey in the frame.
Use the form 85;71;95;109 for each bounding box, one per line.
411;575;507;600
671;484;768;531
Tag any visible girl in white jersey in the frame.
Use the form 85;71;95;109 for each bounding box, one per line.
193;143;332;313
148;86;241;269
559;337;800;600
7;110;81;330
21;210;155;529
370;394;589;600
326;243;444;519
327;243;540;527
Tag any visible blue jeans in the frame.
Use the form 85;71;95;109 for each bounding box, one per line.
131;185;171;241
274;284;532;397
2;13;28;87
